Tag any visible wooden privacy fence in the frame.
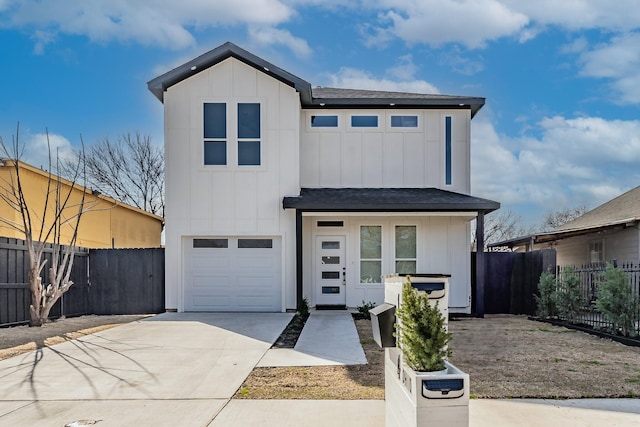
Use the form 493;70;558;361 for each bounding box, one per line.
0;237;164;327
473;249;557;315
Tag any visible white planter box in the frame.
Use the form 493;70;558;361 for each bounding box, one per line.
385;348;469;427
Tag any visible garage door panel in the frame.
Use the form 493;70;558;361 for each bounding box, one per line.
237;295;277;308
191;296;231;309
185;237;281;312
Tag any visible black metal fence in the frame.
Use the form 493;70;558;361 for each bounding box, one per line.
0;237;164;327
556;263;640;337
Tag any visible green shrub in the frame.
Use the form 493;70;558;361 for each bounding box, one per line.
554;267;584;323
535;270;557;318
396;279;451;372
297;297;310;317
356;300;376;320
596;264;639;337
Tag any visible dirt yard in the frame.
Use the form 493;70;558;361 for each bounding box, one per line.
2;314;639;399
449;314;640;398
0;314;151;360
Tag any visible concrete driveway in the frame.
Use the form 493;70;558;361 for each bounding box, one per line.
0;312;293;426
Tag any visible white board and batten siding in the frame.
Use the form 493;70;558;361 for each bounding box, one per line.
164;57;300;312
300;109;471;193
302;215;473;312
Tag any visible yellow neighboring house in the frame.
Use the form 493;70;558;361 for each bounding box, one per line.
0;159;163;248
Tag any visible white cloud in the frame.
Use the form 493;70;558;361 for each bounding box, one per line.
248;26;312;58
502;0;640;32
577;32;640;104
21;132;76;172
3;0;294;50
472;114;640;223
367;0;529;49
326;67;439;94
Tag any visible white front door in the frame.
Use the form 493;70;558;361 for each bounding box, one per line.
315;235;347;306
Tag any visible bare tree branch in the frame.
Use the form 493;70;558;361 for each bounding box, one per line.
540;204;589;231
64;132;164;218
0;124;97;326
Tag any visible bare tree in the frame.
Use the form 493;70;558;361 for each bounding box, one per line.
68;132;164;217
541;204;589;231
474;210;532;251
0;125;93;326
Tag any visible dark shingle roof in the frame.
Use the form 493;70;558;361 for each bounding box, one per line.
311;87;485;117
555;185;640;231
148;42;485;117
283;188;499;212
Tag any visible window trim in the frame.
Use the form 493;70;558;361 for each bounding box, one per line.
349;114;380;129
307;112;342;131
386;113;422;132
394;225;417;275
359;224;383;286
445;115;452;185
588;239;604;264
202;99;264;169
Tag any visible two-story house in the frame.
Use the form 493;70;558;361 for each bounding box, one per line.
148;42;499;314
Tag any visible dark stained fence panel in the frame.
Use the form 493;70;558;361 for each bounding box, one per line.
473;249;556;315
1;244;164;326
89;248;164;315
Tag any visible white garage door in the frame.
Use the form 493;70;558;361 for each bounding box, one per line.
184;237;282;312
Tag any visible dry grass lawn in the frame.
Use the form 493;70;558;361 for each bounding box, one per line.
2;313;639;399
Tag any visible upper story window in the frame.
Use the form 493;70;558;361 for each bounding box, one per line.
204;103;227;165
238;103;261;166
351;115;378;128
203;102;261;167
390;115;418;128
311;115;338;127
445;116;452;185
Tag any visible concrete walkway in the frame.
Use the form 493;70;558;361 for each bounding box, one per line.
1;312;639;426
258;310;367;367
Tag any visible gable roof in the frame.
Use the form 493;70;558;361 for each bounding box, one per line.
147;42;485;117
283;188;499;212
147;41;313;104
555;185;640;232
488;185;640;249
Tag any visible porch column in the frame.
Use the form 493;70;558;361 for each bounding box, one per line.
475;211;485;318
296;209;303;308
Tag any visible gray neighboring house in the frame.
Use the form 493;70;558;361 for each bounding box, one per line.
490;185;640;267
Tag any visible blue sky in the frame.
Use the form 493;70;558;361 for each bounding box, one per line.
1;1;640;229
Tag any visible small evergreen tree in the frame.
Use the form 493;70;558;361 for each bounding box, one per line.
554;267;584;323
396;279;451;372
535;270;557;318
596;264;639;337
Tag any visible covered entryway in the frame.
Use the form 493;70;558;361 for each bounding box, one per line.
184;237;282;311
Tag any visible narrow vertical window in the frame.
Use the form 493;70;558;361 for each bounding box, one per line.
204;103;226;165
238;103;261;166
395;226;416;274
445;116;452;185
360;225;382;284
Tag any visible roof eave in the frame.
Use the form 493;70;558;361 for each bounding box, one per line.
147;41;312;103
304;97;485;117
